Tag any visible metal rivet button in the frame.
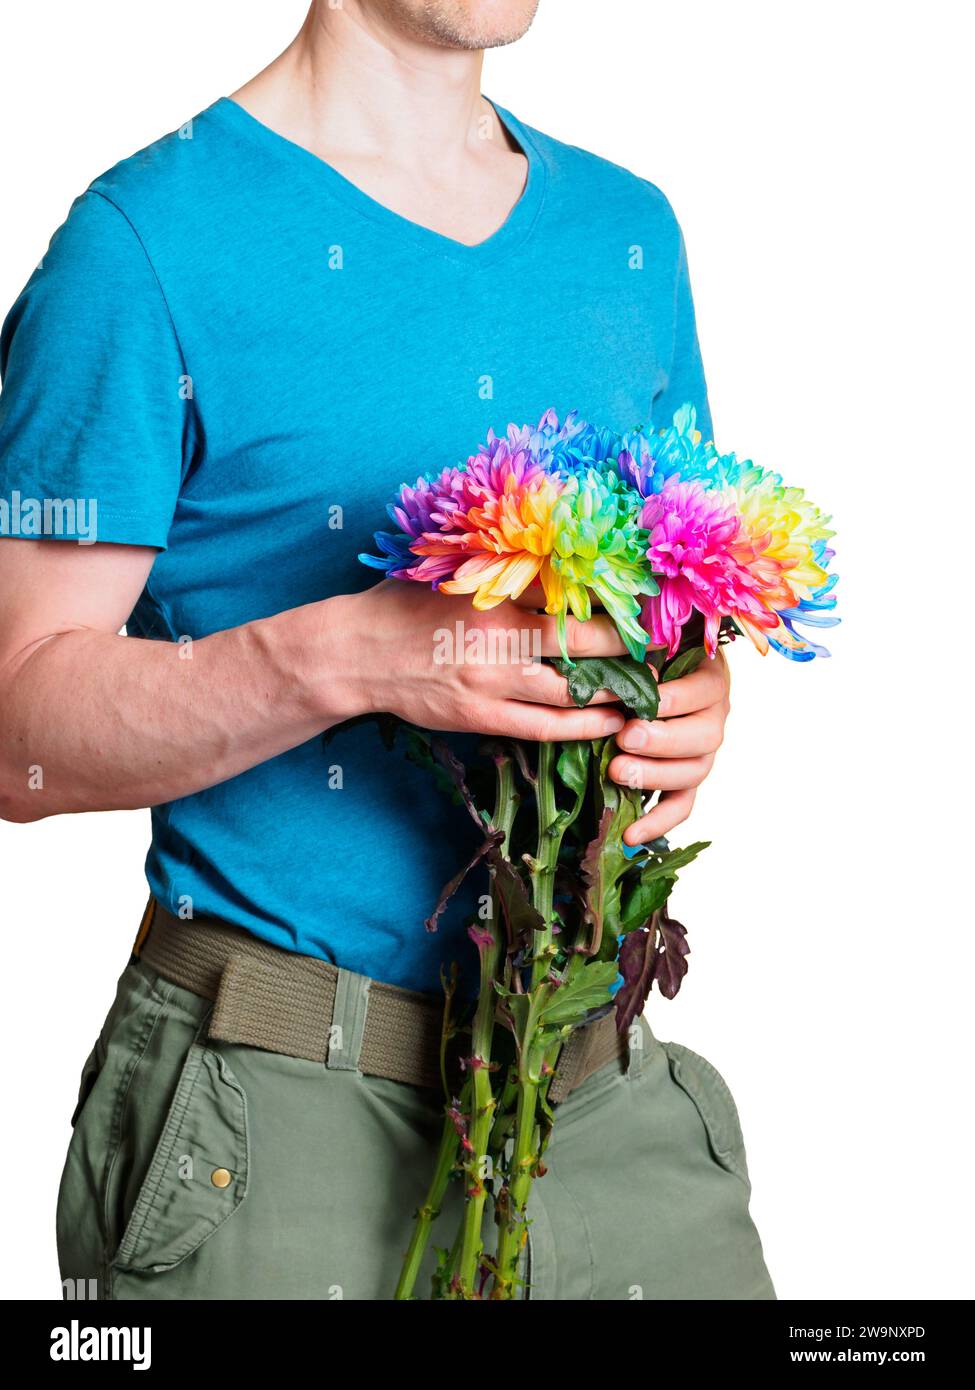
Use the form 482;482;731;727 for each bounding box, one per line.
211;1167;233;1189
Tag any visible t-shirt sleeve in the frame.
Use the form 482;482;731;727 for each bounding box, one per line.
0;189;190;548
651;225;714;444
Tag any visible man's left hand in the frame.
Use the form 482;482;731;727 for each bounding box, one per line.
610;648;732;847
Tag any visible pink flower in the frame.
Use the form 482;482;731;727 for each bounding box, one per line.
640;480;779;656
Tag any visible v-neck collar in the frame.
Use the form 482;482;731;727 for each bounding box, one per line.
209;94;547;268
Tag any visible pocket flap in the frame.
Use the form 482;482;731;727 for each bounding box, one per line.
662;1041;751;1187
113;1044;249;1273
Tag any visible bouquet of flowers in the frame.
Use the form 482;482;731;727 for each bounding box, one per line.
357;404;837;1299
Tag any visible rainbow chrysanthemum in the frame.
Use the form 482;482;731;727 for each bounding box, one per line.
360;405;838;665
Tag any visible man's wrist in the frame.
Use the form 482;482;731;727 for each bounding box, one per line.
251;592;371;732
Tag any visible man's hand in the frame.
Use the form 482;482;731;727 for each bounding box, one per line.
350;578;728;839
346;580;628;743
505;584;732;845
611;650;732;847
347;585;730;844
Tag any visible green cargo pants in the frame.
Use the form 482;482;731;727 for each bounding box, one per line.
57;954;775;1300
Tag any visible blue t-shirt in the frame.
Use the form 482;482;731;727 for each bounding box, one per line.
0;97;711;993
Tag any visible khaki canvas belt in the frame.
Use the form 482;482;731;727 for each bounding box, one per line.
134;899;629;1105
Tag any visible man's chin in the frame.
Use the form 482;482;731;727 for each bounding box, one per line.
378;0;541;52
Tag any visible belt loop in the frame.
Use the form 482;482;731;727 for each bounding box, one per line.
327;967;372;1073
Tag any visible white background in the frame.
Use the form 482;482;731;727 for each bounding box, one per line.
1;0;972;1301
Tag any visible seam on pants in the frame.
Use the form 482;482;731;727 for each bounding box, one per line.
100;978;178;1284
327;968;371;1073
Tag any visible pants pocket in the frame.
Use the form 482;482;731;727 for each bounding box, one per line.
110;1042;250;1275
661;1040;751;1188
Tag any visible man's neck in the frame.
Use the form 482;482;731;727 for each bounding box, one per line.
229;0;528;246
231;0;509;177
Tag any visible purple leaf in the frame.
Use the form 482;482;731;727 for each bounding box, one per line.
491;855;545;954
614;925;659;1034
425;828;504;932
430;736;487;831
614;905;691;1031
655;908;690;1000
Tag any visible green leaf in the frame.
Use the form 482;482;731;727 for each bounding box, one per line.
555;656;660;721
581;793;642;959
539;961;620;1026
619;875;674;935
500;991;533;1042
552;740;592;838
556;741;590;798
594;896;626;962
638;841;711;882
597;736;620;813
660;646;707;682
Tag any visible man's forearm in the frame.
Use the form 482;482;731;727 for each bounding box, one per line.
0;595;360;822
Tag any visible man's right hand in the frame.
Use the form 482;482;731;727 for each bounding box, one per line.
332;580;627;742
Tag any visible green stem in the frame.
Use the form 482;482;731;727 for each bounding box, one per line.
489;741;569;1299
530;741;560;990
488;1062;519;1155
454;940;499;1296
394;1105;463;1301
454;754;518;1299
440;1217;467;1298
491;739;600;1298
491;1002;549;1298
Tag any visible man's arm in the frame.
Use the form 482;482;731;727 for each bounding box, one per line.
0;539;629;824
0;539;348;822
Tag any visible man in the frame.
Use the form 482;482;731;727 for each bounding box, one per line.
0;0;773;1300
